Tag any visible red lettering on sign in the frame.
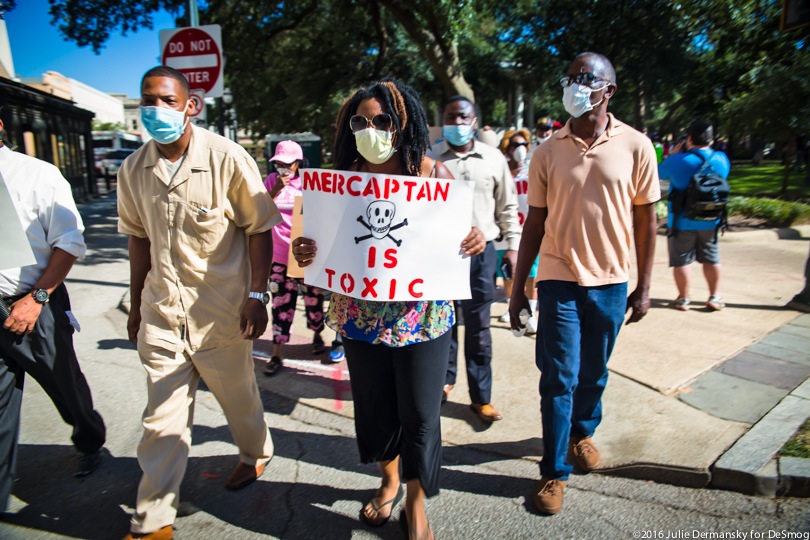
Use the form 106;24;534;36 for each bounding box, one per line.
361;278;378;298
384;178;400;198
434;181;449;201
518;211;525;226
404;180;417;201
347;175;362;196
408;279;424;298
516;180;528;195
389;278;397;299
367;246;377;268
303;170;320;191
340;273;355;294
418;182;434;201
362;177;381;198
384;249;397;268
334;173;345;195
325;268;335;288
322;171;332;192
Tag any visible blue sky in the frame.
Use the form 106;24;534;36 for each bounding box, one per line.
5;0;178;98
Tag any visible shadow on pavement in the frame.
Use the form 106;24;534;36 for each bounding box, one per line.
77;194;129;265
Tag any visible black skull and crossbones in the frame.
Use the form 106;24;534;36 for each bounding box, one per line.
355;200;408;246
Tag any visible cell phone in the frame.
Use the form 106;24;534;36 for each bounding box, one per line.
500;261;512;281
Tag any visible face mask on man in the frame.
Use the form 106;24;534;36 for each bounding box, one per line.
443;124;475;147
354;128;396;164
140;102;190;144
537;132;551;144
562;83;608;118
511;145;528;163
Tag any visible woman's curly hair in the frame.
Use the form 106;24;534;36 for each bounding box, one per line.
334;78;431;176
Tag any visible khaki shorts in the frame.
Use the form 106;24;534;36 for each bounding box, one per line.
668;229;720;266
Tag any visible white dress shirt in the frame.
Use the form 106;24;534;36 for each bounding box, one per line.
0;145;86;296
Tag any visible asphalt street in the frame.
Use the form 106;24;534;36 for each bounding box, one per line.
0;193;807;539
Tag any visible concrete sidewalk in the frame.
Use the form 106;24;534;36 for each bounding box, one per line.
257;224;810;497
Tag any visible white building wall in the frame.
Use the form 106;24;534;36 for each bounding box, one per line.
0;18;15;79
67;76;125;125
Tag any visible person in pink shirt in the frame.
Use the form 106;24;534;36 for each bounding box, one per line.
262;141;328;376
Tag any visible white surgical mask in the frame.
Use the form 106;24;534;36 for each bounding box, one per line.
511;145;528;163
277;167;293;177
562;83;608;118
354;128;395;164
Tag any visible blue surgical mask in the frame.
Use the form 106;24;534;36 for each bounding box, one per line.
443;124;475;147
140;103;190;144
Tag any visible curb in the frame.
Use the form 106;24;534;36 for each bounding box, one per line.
711;379;810;497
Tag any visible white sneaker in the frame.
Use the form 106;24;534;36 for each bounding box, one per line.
526;316;537;335
498;311;510;323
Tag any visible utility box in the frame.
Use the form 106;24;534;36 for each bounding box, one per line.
264;132;321;170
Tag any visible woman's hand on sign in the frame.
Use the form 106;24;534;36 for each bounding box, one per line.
292;237;317;267
461;227;486;257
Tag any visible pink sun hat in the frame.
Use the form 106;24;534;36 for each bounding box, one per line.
269;140;304;163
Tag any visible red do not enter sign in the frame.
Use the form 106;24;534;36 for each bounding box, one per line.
161;26;222;96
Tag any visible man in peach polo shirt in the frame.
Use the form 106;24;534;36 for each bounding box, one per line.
510;52;660;515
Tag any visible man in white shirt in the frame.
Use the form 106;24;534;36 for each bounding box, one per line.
428;96;521;423
0;117;106;511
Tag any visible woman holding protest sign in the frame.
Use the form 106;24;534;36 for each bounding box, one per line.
292;78;484;539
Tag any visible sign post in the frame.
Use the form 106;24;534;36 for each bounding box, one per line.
160;25;223;98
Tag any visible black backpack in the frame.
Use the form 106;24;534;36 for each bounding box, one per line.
669;150;730;234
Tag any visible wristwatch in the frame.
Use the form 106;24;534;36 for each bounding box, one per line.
248;291;270;305
32;288;50;304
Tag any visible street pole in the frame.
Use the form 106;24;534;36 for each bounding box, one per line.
188;0;199;26
217;98;224;135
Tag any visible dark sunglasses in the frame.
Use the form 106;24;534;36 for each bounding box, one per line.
559;72;606;88
510;141;529;148
350;113;393;132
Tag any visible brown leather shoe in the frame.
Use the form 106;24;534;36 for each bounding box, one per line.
470;403;503;422
441;384;454;404
534;477;566;515
225;461;266;490
569;436;601;472
122;525;173;540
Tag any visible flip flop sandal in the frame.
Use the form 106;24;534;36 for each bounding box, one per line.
361;486;403;527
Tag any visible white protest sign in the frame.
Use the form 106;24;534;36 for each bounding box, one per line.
0;170;35;271
302;169;473;301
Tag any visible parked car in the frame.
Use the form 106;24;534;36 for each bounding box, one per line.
100;149;136;179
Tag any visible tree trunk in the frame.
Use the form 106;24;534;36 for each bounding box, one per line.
632;79;647;131
376;1;475;102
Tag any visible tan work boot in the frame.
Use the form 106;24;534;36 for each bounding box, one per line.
570;436;601;472
534;477;566;515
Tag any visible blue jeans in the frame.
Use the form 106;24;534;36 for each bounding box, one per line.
536;280;627;480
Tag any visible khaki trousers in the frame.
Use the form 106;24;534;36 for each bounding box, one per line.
131;340;274;533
